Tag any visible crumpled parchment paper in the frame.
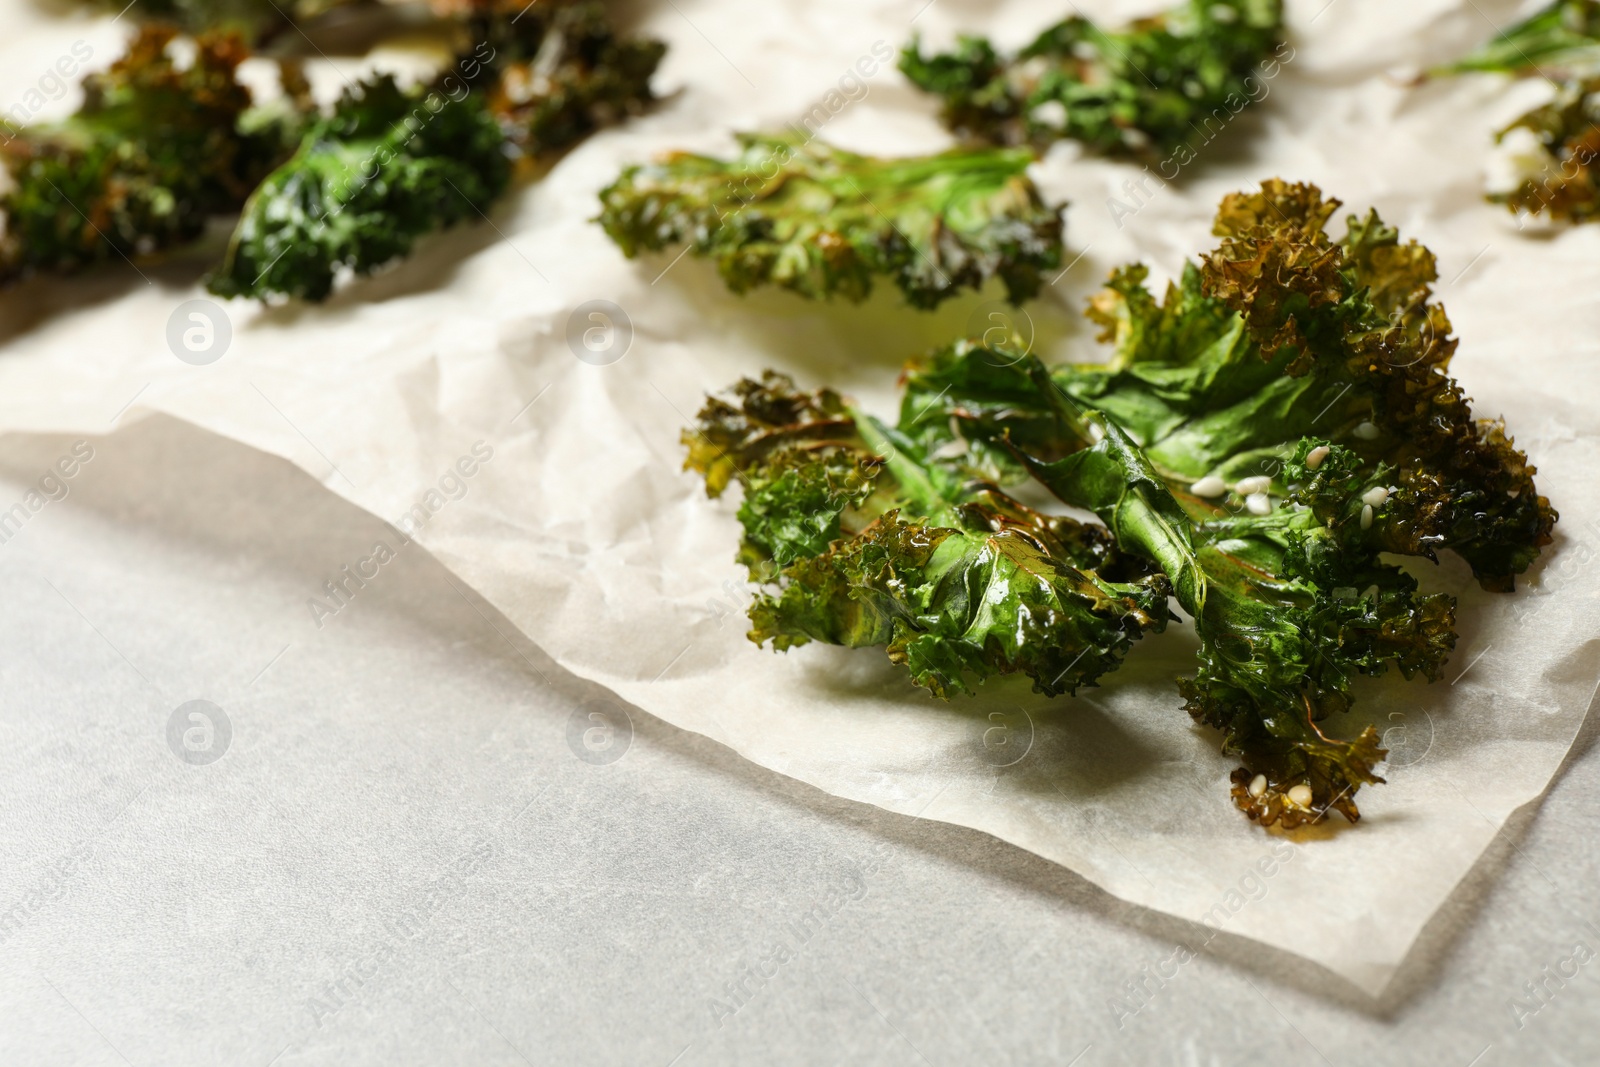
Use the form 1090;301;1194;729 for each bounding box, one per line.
2;0;1597;996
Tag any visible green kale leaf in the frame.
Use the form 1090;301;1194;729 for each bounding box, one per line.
1190;180;1556;586
598;132;1065;308
206;71;512;302
909;181;1556;590
1020;409;1455;828
1486;77;1600;222
208;0;664;302
1435;3;1600;223
683;371;1170;699
1437;0;1600;77
0;27;273;283
890;342;1461;827
477;0;667;156
899;0;1284;156
685;181;1556;828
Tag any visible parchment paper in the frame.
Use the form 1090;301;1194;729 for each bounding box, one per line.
2;0;1597;996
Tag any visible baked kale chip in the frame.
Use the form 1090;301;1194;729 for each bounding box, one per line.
1069;180;1557;588
207;72;511;302
1437;0;1600;77
476;0;667;156
899;0;1285;155
901;346;1461;828
0;26;275;283
905;181;1556;590
597;133;1065;309
684;372;1172;699
685;181;1556;829
1437;2;1600;221
1485;78;1600;222
208;0;664;301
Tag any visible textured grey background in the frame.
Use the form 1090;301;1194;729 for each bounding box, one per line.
1;417;1596;1067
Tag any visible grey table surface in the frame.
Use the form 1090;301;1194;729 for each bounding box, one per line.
1;416;1596;1067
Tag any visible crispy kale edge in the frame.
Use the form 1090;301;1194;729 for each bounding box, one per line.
1200;179;1557;587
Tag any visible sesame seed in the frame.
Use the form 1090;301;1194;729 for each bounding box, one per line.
1248;774;1267;797
1361;503;1374;530
1287;784;1313;807
1354;421;1380;440
1362;486;1390;507
1234;475;1271;495
1190;475;1226;497
1246;492;1272;516
1306;445;1330;470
